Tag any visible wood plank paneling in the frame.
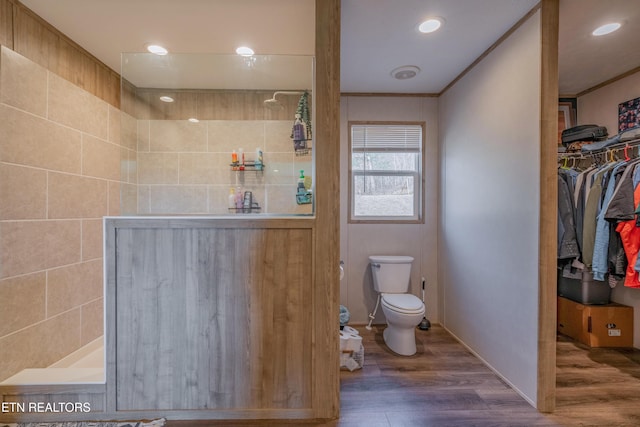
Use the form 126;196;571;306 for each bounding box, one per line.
114;227;313;411
129;89;303;121
12;2;52;69
10;0;119;108
0;0;13;48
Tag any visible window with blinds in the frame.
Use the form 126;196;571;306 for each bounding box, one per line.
349;122;424;223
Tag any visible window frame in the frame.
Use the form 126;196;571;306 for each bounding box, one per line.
348;121;426;224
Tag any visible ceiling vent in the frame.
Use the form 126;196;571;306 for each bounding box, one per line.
391;65;420;80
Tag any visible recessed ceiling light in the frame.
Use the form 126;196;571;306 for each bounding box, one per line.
146;44;168;55
592;22;621;36
188;117;199;123
391;65;420;80
418;18;444;34
236;46;255;56
159;96;174;103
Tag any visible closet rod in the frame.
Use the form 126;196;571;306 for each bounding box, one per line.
558;137;640;159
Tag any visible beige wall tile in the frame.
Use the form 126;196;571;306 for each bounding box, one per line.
137;185;151;214
137;120;150;152
179;153;236;185
148;185;208;214
121;183;138;215
208;120;264;152
47;73;109;140
48;173;108;219
82;219;103;261
0;272;46;337
138;152;179;184
265;120;295;152
108;181;121;216
133;92;152;120
108;104;121;146
0;309;81;382
265;184;312;215
47;260;103;317
0;46;47;117
149;120;206;152
0;105;81;173
120;147;137;184
0;163;47;220
82;135;120;181
121;112;137;151
209;185;234;214
0;220;81;279
81;298;104;346
264;152;295;185
294;157;313;179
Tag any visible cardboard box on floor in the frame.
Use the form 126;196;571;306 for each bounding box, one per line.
557;296;634;348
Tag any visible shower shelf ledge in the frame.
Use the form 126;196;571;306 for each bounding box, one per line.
230;161;265;171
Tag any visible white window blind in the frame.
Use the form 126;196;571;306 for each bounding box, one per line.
351;125;422;152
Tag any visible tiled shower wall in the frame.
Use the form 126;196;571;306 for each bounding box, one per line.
0;46;119;381
0;46;313;380
134;119;313;215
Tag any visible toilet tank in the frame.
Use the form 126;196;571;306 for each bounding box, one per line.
369;255;414;293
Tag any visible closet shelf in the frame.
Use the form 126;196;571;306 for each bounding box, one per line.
558;137;640;157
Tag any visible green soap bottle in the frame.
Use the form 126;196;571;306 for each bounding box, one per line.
297;170;306;193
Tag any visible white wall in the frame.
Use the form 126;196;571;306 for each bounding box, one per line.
438;11;541;406
578;72;640;136
339;96;439;325
578;71;640;348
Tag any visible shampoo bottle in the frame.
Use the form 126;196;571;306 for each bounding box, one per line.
297;170;306;194
228;188;236;209
239;148;245;171
255;147;263;171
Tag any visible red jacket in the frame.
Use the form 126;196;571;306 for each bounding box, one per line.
615;182;640;288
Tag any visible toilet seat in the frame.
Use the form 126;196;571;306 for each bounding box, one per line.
381;293;424;314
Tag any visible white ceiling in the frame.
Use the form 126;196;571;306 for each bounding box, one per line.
558;0;640;95
340;0;539;93
18;0;640;96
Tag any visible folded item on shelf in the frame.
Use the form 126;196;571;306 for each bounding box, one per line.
580;134;621;152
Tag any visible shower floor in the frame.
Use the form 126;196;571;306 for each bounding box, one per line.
0;337;104;385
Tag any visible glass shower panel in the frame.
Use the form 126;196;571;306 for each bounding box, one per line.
119;53;314;216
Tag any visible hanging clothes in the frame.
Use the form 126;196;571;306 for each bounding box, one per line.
559;146;640;289
558;172;580;260
614;166;640;288
592;162;627;281
582;165;613;268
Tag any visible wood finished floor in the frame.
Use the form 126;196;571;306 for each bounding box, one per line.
167;325;640;427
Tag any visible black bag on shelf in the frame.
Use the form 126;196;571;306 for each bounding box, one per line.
561;124;608;146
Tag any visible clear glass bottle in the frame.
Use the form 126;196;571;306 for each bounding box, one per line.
228;188;236;209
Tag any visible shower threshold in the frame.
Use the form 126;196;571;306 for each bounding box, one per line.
0;337;104;385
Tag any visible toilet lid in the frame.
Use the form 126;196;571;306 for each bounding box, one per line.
382;294;424;312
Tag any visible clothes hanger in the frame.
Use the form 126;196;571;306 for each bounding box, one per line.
624;144;631;162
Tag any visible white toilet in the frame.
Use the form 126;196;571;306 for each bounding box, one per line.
369;255;425;356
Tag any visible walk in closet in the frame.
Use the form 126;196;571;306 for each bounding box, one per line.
554;0;640;418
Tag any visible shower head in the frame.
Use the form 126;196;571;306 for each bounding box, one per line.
263;91;304;109
263;97;284;110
